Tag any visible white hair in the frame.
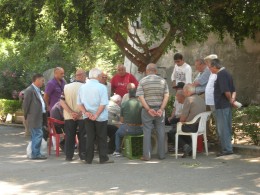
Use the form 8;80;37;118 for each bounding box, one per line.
183;84;195;94
89;68;102;79
110;94;122;104
204;54;218;60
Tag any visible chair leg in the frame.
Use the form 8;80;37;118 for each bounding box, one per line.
48;135;52;155
56;135;60;157
192;134;198;159
175;133;178;159
203;133;208;156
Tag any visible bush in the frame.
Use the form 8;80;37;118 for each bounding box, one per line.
233;105;260;146
0;99;22;119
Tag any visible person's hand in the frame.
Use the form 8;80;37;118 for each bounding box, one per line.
148;109;157;117
168;116;173;122
70;112;78;120
89;113;98;121
156;109;163;117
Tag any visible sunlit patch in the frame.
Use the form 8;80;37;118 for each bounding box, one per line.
241;157;260;163
215;154;241;160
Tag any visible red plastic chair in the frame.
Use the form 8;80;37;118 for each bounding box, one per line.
47;117;65;157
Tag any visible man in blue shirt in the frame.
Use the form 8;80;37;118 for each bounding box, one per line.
77;68;113;164
209;59;236;157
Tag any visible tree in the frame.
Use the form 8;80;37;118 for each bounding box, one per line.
0;0;259;72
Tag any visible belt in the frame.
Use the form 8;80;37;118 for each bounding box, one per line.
126;123;143;126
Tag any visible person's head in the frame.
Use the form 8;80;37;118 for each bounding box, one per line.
110;94;122;105
99;72;108;85
117;64;126;77
128;88;137;98
75;69;87;83
146;63;157;75
126;83;136;91
174;53;185;66
32;73;45;88
194;59;207;72
209;59;222;74
204;54;218;66
176;90;185;104
89;68;102;80
54;67;65;81
183;84;195;97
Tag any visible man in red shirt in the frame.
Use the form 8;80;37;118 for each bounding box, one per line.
111;64;139;97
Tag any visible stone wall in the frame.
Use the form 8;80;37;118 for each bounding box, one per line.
124;33;260;105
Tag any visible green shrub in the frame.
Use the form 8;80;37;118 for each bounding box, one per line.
233;105;260;146
0;99;22;117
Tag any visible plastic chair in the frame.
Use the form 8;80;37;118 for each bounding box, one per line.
47;117;65;157
175;111;212;159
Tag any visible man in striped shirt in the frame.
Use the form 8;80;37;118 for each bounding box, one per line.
136;63;169;161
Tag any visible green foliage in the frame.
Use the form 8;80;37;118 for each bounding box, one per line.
1;0;259;72
166;95;175;117
0;99;22;117
233;105;260;146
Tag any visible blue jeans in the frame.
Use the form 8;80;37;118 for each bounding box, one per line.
30;127;43;158
215;107;233;153
142;108;165;159
115;124;143;152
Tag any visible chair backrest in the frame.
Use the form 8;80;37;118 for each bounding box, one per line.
47;117;65;135
197;111;212;133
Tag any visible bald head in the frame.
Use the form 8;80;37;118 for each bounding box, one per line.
126;83;136;91
75;69;86;83
54;67;64;81
146;63;157;75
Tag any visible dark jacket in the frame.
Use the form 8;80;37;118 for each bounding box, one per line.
23;85;46;129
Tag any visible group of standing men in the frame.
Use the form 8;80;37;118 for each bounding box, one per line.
22;52;237;161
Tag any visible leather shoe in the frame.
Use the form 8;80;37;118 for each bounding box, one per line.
216;152;234;157
65;158;73;161
100;159;114;164
140;156;150;161
32;155;47;160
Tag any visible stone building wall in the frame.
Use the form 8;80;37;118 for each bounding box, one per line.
124;33;260;105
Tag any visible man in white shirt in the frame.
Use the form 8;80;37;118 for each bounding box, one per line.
171;53;192;88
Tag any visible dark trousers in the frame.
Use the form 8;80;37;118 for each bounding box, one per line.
85;119;109;163
107;125;117;154
167;117;191;147
64;119;86;160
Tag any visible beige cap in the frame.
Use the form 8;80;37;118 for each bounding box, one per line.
204;54;218;60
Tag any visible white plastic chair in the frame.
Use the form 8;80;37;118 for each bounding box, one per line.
175;111;212;159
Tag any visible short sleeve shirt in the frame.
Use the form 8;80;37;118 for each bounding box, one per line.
136;74;169;107
214;68;235;109
45;78;65;110
194;67;211;94
121;98;142;124
111;73;139;97
77;79;109;121
171;63;192;84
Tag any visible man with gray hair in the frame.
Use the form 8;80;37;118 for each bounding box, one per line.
179;84;206;158
136;63;169;161
192;59;211;97
77;68;113;164
209;59;236;157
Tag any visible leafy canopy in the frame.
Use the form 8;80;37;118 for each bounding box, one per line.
0;0;259;71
